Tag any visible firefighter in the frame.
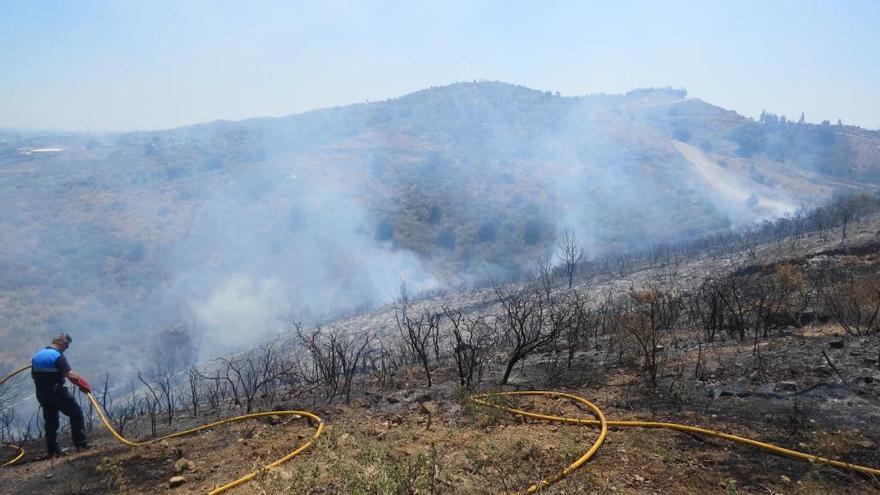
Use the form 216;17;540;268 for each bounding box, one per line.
31;333;91;457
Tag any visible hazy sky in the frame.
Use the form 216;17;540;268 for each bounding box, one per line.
1;0;877;132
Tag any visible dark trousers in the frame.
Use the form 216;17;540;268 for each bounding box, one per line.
36;386;87;453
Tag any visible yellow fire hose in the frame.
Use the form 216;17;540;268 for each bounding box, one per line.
0;444;25;468
1;366;31;468
1;365;324;494
472;391;880;494
6;360;880;493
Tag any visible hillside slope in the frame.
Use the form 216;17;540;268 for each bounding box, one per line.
3;199;879;494
1;82;879;372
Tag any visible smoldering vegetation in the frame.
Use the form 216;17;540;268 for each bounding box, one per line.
3;192;879;458
1;82;879;381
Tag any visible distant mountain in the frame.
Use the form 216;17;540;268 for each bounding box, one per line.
1;81;878;371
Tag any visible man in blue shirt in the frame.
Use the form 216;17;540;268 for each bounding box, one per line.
31;333;91;457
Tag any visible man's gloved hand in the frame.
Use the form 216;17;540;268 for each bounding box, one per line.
69;375;92;394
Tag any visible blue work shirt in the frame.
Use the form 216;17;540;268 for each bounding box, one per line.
31;347;71;392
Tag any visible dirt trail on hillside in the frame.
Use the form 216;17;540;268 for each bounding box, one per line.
673;140;795;216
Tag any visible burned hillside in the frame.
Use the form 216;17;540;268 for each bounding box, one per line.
3;193;880;494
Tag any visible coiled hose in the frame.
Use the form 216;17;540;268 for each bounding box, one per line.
1;365;324;494
6;362;880;494
472;390;880;494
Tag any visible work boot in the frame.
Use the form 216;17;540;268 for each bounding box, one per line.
48;446;70;458
75;443;91;453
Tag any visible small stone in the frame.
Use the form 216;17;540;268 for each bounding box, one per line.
169;476;187;488
174;458;195;473
634;474;645;482
45;474;53;479
420;401;438;415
